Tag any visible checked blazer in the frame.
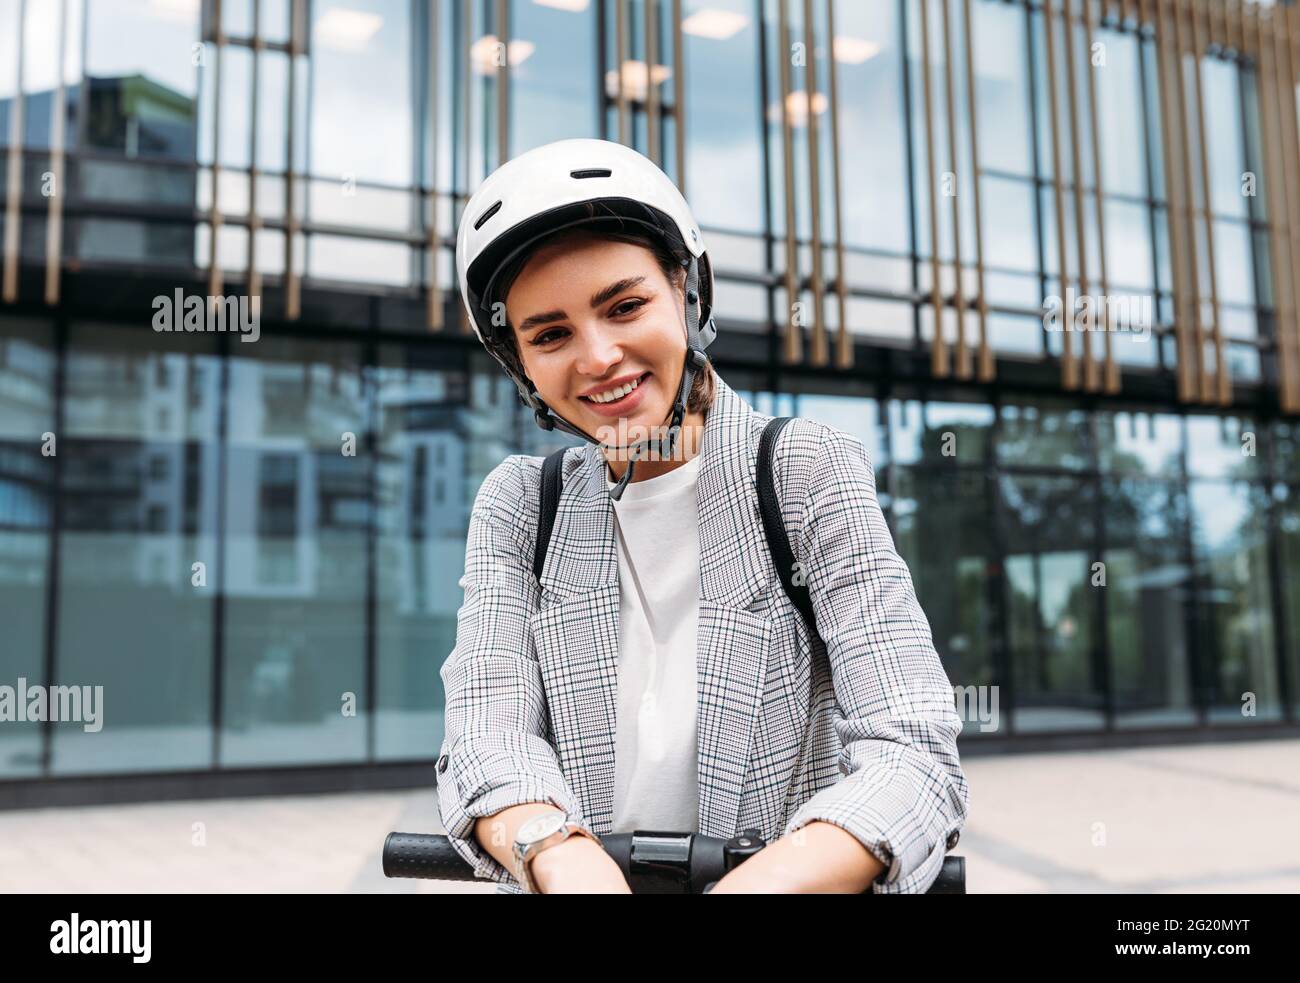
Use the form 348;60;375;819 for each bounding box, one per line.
435;372;970;894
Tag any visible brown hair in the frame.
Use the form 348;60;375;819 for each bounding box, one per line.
490;225;716;415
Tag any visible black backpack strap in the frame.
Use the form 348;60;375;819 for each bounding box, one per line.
758;417;820;641
534;447;568;582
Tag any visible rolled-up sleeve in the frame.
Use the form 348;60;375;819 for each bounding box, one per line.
436;454;593;886
780;429;970;894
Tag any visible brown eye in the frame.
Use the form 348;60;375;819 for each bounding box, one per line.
531;328;565;346
612;299;645;317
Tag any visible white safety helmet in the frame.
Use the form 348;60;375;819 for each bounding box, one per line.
455;138;716;497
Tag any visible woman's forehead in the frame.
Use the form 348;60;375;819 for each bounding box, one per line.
511;237;659;297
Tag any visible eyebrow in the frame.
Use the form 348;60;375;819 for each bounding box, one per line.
516;276;648;333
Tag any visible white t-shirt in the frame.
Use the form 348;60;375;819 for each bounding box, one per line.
603;453;702;835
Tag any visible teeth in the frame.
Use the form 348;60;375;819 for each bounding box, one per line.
588;374;643;403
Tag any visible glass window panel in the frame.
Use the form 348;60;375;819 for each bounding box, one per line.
1224;341;1259;382
1186;413;1261;479
1000;473;1105;733
53;325;221;774
1276;485;1300;715
222;337;369;766
0;0;19;148
1105;199;1154;293
0;317;56;777
1272;420;1300;482
510;0;598;151
1095;28;1147;198
76;217;198;268
1095;410;1183;477
310;0;412;185
306;234;413;287
998;396;1091;470
973;0;1032;177
981;177;1038;273
1213;219;1255;307
890;398;993;466
835;0;909;252
256;49;289;173
84;0;201;160
372;348;473;759
1103;475;1196;728
988;313;1043;357
1188;480;1281;722
894;468;1001;736
1201;57;1247;220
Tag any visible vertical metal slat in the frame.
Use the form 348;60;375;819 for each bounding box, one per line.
962;0;992;382
826;0;852;369
44;0;69;306
427;0;443;330
284;0;303;320
1044;0;1079;389
802;0;828;366
919;0;950;377
3;0;28;303
777;0;802;364
1084;0;1121;393
940;0;970;379
1189;0;1229;404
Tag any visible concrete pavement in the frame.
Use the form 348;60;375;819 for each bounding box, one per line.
1;739;1297;893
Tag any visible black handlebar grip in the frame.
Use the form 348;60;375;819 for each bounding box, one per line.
382;831;968;894
383;832;477;881
927;856;965;895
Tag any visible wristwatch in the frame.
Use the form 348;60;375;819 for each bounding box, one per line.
512;810;600;894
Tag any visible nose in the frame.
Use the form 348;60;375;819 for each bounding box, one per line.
572;322;624;379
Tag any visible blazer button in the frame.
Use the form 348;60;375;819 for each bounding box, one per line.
946;830;960;850
437;753;449;774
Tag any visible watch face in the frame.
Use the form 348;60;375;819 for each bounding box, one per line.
517;811;568;846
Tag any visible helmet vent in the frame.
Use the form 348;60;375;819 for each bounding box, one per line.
570;168;612;179
473;200;503;230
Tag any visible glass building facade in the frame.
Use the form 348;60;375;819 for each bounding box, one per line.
1;0;1298;803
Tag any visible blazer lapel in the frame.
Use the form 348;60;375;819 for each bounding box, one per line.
532;373;773;839
532;443;621;833
693;376;773;837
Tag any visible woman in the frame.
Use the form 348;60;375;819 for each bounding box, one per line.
438;138;969;894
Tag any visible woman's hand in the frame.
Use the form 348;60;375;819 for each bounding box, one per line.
705;821;886;893
529;836;633;893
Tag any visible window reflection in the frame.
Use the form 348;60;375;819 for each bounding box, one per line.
835;0;908;252
55;325;221;774
222;338;368;766
1188;480;1281;723
1001;473;1104;733
373;349;472;759
894;467;998;735
891;399;994;466
0;318;55;777
687;0;763;233
1103;475;1195;728
310;0;412;185
1000;397;1090;471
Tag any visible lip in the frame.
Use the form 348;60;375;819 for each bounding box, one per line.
578;371;649;399
578;371;651;418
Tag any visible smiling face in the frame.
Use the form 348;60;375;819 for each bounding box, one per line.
503;229;704;460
